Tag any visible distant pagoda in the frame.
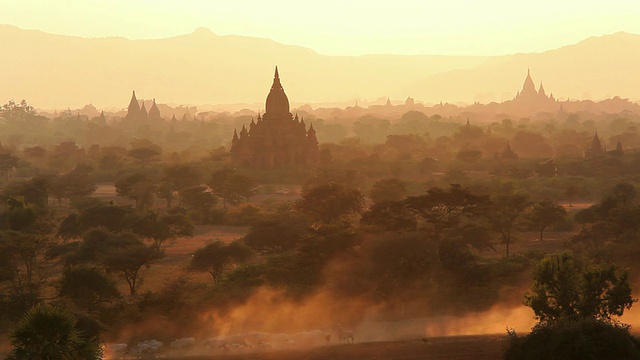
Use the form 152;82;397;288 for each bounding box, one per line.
230;67;319;168
124;91;164;122
513;69;556;108
585;132;605;158
501;141;519;160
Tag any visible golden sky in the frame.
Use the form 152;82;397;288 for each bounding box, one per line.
2;0;640;56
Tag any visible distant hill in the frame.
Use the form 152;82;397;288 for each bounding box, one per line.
406;32;640;104
0;25;638;109
0;25;485;109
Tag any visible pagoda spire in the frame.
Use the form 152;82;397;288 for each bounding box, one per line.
149;98;161;119
271;66;282;91
140;101;148;118
125;90;141;120
265;65;289;115
539;82;547;97
520;69;536;96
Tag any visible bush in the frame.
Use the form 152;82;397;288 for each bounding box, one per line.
504;319;640;360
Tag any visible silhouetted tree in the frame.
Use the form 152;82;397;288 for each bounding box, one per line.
405;184;488;237
243;213;310;254
59;265;120;309
209;168;256;208
527;200;568;241
6;304;102;360
360;201;417;232
297;182;364;225
50;165;97;206
0;99;35;123
190;240;252;284
0;152;19;181
2;175;52;208
179;185;217;222
115;172;156;209
505;253;640;359
100;235;162;295
163;163;202;190
127;146;161;165
131;210;193;250
485;192;531;257
524;252;634;324
564;184;580;207
370;178;406;204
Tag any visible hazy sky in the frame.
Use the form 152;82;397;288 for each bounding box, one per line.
2;0;640;55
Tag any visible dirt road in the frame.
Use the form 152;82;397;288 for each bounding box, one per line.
162;335;505;360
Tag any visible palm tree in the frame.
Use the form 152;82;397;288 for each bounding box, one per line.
7;304;102;359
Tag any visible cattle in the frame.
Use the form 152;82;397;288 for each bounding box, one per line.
337;325;355;344
170;337;196;349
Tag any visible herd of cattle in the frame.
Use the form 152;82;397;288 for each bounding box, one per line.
103;327;356;359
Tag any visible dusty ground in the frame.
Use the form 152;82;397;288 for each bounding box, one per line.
160;335;505;360
140;224;249;290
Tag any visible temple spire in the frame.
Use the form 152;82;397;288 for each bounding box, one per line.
149;98;161;119
271;66;283;91
265;65;289;114
125;90;141;120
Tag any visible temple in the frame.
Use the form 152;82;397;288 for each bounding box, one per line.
513;69;556;108
585;132;605;158
124;91;164;122
501;141;519;160
230;67;319;168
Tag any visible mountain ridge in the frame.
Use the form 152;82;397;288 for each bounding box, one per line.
0;25;637;109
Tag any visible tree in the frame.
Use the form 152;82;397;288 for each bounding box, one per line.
2;175;52;208
405;184;488;238
0;231;52;310
164;163;202;190
127;140;162;165
527;200;568;241
0;152;19;181
59;265;120;309
360;201;417;232
505;318;640;360
57;203;134;239
115;172;157;209
209;168;257;208
2;196;37;232
0;99;35;123
297;182;365;225
156;181;175;209
190;240;252;284
370;178;406;204
564;184;580;207
6;304;102;360
455;149;482;163
505;253;640;360
100;234;162;295
524;252;635;324
485;192;531;257
131;211;193;250
574;183;640;241
156;164;203;209
243;213;310;254
179;185;217;222
50;165;97;206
